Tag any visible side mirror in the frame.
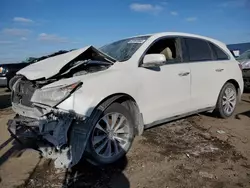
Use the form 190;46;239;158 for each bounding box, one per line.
142;54;166;68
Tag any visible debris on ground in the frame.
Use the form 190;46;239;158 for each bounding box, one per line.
199;171;214;179
16;117;250;188
217;130;226;134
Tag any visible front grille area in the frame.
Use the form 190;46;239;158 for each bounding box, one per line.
12;80;37;107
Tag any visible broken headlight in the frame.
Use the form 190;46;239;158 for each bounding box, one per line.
31;81;82;106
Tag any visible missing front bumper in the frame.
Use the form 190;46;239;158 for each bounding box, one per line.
7;113;92;169
7;116;39;145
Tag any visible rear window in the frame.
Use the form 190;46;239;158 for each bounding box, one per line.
185;38;213;62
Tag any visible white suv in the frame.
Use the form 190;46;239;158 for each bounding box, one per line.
8;32;243;168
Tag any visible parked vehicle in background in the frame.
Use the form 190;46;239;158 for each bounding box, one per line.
236;50;250;89
0;62;31;89
7;32;243;169
0;50;70;90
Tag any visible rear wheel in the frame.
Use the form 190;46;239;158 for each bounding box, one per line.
215;83;237;118
87;103;135;165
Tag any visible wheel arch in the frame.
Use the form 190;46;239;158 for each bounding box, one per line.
215;79;241;107
226;79;240;92
88;93;144;136
213;79;240;118
225;79;242;102
66;93;144;167
217;79;240;99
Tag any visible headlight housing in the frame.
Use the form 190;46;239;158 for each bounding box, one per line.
31;81;82;107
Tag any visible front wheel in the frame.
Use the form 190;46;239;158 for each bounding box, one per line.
87;103;135;165
215;83;237;118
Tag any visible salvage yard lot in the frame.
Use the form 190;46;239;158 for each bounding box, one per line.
0;87;250;188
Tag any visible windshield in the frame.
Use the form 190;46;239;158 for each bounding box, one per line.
236;50;250;61
99;36;150;62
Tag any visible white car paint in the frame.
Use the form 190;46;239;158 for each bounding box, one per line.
189;60;237;110
21;32;243;125
136;63;191;123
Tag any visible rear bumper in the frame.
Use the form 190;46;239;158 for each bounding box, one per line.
0;76;7;86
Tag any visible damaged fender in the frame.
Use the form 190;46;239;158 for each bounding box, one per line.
65;94;127;168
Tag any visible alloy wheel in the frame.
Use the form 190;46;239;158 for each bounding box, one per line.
91;112;131;158
222;87;237;115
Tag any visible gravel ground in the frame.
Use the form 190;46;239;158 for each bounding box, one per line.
0;87;250;188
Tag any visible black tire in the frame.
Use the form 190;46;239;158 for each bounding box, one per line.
214;82;237;118
87;102;135;165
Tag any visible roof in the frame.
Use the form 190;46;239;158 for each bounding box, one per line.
126;32;226;46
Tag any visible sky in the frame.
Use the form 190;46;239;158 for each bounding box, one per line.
0;0;250;64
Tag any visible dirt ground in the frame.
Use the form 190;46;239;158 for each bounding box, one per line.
0;87;249;188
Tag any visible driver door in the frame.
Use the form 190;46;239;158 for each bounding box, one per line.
136;37;191;125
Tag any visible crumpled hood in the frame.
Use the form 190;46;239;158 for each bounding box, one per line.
17;46;115;80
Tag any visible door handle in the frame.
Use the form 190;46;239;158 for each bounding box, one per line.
215;68;224;72
178;72;190;76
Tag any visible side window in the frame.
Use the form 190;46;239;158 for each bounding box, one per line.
144;37;181;63
209;42;229;60
184;38;213;62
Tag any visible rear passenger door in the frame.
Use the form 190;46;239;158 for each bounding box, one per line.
182;37;229;110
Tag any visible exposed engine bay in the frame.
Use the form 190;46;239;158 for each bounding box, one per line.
7;46;116;168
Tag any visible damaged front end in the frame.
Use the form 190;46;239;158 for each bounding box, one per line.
7;47;115;168
8;76;90;168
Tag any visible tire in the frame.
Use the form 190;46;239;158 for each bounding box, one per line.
214;82;237;118
87;102;135;165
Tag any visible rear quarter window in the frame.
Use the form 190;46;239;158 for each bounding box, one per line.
209;42;229;60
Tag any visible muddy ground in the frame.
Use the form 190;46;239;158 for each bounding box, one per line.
0;87;250;188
